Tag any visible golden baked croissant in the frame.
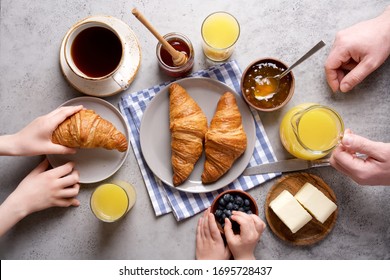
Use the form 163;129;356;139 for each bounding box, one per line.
169;83;208;186
201;92;247;184
52;109;128;152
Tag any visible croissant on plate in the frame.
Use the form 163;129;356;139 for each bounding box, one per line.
169;83;208;186
201;92;247;184
51;109;128;152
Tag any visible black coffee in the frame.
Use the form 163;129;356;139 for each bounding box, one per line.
71;26;122;78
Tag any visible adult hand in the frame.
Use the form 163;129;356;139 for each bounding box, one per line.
0;159;80;236
330;129;390;185
224;211;266;260
9;105;83;156
196;208;231;260
325;6;390;92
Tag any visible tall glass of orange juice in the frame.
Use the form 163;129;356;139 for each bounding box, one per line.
90;180;136;222
279;103;344;160
201;12;240;61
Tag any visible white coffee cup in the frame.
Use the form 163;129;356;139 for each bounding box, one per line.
64;21;129;90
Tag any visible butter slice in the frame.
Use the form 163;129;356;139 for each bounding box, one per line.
269;190;312;234
295;182;337;223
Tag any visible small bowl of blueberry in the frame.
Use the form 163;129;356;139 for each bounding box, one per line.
211;189;259;234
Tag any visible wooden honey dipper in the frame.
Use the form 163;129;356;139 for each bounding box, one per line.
132;8;188;66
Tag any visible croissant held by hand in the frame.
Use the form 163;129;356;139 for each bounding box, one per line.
52;109;128;152
170;83;208;186
202;92;247;184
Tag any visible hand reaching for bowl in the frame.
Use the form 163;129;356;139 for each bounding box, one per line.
224;211;266;260
196;208;231;260
325;6;390;92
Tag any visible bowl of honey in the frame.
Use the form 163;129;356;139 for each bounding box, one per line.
156;32;194;77
241;58;295;112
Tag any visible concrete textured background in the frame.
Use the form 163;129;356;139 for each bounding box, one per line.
0;0;389;259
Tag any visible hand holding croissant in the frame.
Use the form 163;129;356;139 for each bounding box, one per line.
52;109;128;152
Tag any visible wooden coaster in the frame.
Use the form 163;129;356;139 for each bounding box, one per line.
265;172;338;246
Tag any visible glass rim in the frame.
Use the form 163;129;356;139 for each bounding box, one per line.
90;183;130;223
291;104;344;154
201;11;240;50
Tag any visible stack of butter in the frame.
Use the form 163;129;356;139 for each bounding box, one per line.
269;182;337;234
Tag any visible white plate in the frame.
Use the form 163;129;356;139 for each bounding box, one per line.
140;77;256;193
47;97;130;184
60;15;141;97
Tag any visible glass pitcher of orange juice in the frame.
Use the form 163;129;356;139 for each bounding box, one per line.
280;103;344;160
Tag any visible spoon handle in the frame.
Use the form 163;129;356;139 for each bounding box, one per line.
279;40;326;79
132;8;179;58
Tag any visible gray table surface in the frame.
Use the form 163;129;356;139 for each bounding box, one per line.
1;0;389;260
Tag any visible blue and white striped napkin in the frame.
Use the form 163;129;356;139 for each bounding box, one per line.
119;60;279;221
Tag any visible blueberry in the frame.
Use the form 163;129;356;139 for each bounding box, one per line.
238;207;245;212
244;199;250;207
215;209;222;218
233;204;239;210
221;213;227;220
235;196;244;206
219;198;226;206
223;194;231;202
226;202;233;210
246;210;253;215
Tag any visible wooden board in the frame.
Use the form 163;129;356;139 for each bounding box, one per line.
265;172;338;246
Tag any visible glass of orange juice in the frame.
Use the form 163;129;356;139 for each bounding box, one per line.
201;12;240;61
279;103;344;160
90;180;136;222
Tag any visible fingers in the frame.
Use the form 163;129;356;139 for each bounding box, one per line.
207;212;222;240
196;216;204;240
29;159;50;176
47;162;76;178
59;183;80;198
230;210;252;226
202;209;211;239
341;133;385;161
325;45;352;92
223;217;235;240
49;105;83;124
54;197;80;207
339;59;373;92
48;144;78;155
250;214;266;234
58;169;80;187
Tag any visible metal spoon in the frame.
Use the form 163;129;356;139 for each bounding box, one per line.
254;40;326;100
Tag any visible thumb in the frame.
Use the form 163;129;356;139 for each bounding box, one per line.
339;58;374;92
341;133;383;160
29;159;50;176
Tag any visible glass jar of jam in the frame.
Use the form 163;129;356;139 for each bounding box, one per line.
156;32;194;77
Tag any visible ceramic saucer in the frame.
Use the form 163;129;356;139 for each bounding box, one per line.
60;15;141;97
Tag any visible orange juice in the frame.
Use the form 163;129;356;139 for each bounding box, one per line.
280;103;344;160
201;12;240;61
91;182;136;222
